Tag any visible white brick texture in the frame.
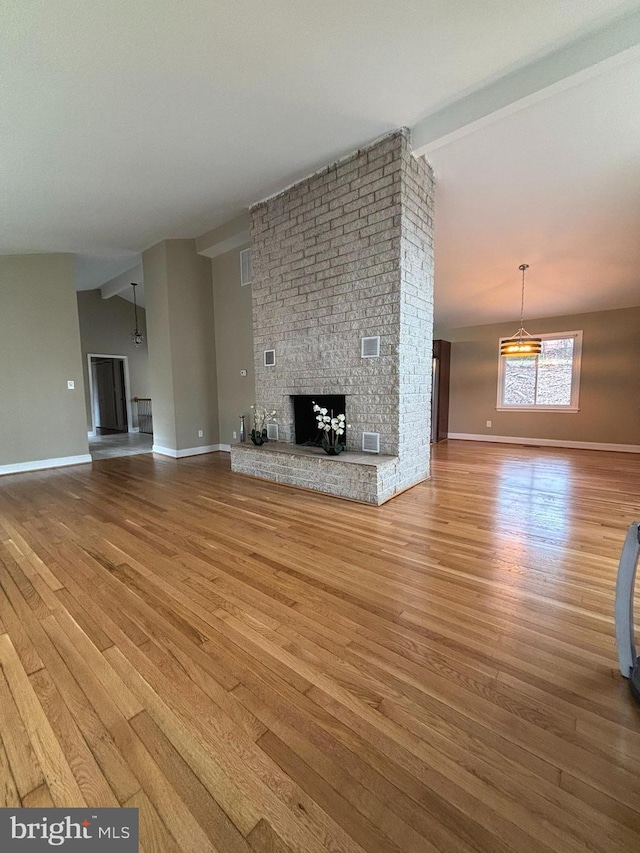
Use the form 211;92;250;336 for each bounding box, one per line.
238;129;434;502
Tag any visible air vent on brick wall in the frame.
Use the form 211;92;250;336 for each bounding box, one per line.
361;336;380;358
240;248;253;286
362;432;380;453
264;349;276;367
266;423;278;441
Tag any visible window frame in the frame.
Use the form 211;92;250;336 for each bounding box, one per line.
496;330;583;413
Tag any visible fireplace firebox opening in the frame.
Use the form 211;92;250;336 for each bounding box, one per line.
291;395;346;446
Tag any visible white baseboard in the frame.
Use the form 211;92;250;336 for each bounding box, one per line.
89;429;139;436
447;433;640;454
152;443;226;458
0;454;93;476
218;444;231;452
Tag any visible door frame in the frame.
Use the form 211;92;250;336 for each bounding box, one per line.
87;353;135;437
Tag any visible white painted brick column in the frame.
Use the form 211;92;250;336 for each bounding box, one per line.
238;129;434;503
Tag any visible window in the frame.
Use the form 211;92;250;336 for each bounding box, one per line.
497;331;582;412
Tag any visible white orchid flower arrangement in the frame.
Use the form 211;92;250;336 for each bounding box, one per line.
251;404;277;432
312;402;349;452
249;404;277;445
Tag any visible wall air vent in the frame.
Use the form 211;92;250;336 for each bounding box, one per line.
264;349;276;367
266;423;278;441
361;336;380;358
362;432;380;453
240;248;253;286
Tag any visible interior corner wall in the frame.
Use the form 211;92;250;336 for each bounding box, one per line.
143;240;177;450
443;305;640;447
166;240;219;451
211;246;255;446
143;239;219;454
0;254;89;469
76;290;149;431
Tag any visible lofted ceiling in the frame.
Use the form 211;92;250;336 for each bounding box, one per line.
2;1;639;327
430;56;640;328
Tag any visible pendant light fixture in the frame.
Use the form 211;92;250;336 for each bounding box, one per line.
500;263;542;357
130;282;144;347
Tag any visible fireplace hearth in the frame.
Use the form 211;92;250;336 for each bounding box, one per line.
291;394;346;446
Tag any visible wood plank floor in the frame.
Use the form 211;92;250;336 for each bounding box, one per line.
0;440;639;852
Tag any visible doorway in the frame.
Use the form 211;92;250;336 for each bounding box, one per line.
431;339;451;443
88;354;133;436
87;353;152;460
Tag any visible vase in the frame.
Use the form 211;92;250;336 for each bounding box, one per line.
250;429;263;445
239;415;246;442
322;435;345;455
262;428;269;443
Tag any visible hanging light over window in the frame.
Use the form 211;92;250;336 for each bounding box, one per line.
130;282;144;347
500;264;542;357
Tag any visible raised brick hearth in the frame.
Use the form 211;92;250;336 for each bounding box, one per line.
230;442;399;505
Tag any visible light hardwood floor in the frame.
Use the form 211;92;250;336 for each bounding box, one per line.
0;441;639;852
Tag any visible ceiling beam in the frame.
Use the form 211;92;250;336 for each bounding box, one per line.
412;9;640;155
196;212;250;258
100;263;143;300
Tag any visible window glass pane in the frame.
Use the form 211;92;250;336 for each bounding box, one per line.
535;338;574;405
502;357;536;405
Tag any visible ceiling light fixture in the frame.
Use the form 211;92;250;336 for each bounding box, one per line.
500;263;542;357
130;282;144;347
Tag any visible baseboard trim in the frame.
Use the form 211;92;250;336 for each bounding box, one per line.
447;433;640;453
218;444;231;452
0;454;93;476
131;427;140;434
152;444;225;458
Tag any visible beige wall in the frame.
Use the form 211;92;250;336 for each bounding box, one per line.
441;306;640;447
143;239;219;452
143;241;176;449
76;290;149;431
211;245;255;446
167;240;219;450
0;254;89;467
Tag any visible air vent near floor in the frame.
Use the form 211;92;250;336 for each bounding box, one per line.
362;432;380;453
240;248;253;285
361;336;380;358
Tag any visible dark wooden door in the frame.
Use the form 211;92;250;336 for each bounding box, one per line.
431;339;451;442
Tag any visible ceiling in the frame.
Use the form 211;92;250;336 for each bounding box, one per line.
430;56;640;328
2;1;639;327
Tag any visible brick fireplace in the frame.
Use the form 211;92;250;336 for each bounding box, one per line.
230;129;434;504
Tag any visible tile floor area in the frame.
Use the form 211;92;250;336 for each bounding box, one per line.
89;431;153;460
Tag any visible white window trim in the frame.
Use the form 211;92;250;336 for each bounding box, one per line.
496;330;583;412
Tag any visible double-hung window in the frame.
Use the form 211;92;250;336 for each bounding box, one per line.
497;331;583;412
